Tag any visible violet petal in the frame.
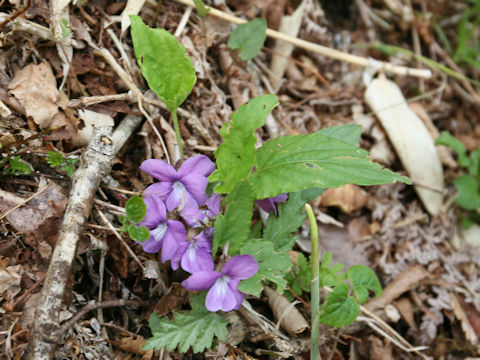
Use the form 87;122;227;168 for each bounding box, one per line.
140;159;177;181
160;220;186;263
144;182;172;203
256;198;276;214
171;241;189;271
181;174;209;205
223;255;259;280
138;196;166;229
205;276;240;312
182;270;222;291
182;245;214;273
177;155;215;178
142;232;165;253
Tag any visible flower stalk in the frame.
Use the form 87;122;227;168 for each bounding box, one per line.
305;203;321;360
171;110;184;158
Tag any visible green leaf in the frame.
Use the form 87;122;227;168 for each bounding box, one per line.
118;215;130;233
249;133;411;199
435;131;470;168
130;16;196;112
319;252;345;287
46;151;64;167
319;282;359;328
263;188;324;252
227;19;267;61
209;94;278;193
469;148;480;178
239;239;291;296
125;195;147;223
285;253;311;296
317;124;362;146
8;156;31;175
193;0;210;18
346;265;382;304
144;293;228;353
61;157;78;177
213;180;254;256
127;224;150;242
453;175;480;210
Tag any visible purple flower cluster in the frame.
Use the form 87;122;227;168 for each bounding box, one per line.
138;155;260;312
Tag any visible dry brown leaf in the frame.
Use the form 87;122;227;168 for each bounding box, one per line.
0;180;67;232
117;336;153;356
393;297;418;331
460;224;480;248
368;335;394;360
450;293;478;345
320;184;369;214
365;75;444;215
8;62;59;127
0;265;23;294
263;286;308;334
72;109;114;146
366;264;428;312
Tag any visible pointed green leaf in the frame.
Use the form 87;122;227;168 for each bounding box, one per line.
346;265;382;304
317;124;362;146
213;180;254;256
227;19;267;61
249;133;411;199
319;252;345;287
263;188;324;252
239;239;291;296
209;94;278;193
435;131;470;168
193;0;210;18
453;174;480;210
130;16;196;112
144;293;228;353
319;282;359;328
125;195;147;223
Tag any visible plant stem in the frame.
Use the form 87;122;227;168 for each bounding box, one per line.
305;203;321;360
171;109;184;158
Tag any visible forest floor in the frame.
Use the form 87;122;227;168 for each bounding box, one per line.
1;0;480;359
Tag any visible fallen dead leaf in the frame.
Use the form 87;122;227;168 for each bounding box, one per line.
365;75;444;215
263;286;308;334
368;335;394;360
8;62;59;128
460;223;480;248
0;265;23;294
320;184;369;214
72;109;114;146
450;292;478;345
366;264;429;312
393;297;418;331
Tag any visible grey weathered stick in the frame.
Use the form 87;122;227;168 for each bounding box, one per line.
28;126;115;359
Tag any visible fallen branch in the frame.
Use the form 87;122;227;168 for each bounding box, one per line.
28;126;115;359
173;0;432;79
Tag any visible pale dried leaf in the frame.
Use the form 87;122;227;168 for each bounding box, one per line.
320;184;369;214
393;297;417;331
8;62;59;127
460;224;480;248
120;0;146;34
269;0;307;91
365;76;444;215
0;265;22;294
72;109;114;146
263;286;308;334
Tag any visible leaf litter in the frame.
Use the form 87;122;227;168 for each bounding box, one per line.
0;0;480;358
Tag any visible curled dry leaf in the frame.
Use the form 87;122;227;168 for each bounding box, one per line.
72;109;114;146
0;265;23;294
450;293;478;345
393;297;417;331
263;286;308;334
320;184;369;214
0;180;67;232
8;62;59;127
365;75;444;216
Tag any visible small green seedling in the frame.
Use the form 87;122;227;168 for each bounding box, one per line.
119;195;150;242
435;131;480;213
227;18;267;61
4;155;31;175
46;151;78;177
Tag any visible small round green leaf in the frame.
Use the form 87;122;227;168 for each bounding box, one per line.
128;225;150;242
125;195;147;223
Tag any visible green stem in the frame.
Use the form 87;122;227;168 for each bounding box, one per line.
171;109;184;158
305;204;321;360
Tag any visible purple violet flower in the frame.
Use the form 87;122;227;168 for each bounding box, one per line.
182;255;259;312
138;196;186;262
180;192;221;227
171;228;214;273
140;155;215;215
256;193;288;216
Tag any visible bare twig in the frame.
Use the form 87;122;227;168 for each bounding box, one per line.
173;0;432;79
28;126;115;360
